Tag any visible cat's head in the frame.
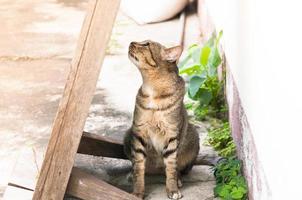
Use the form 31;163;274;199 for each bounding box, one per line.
128;40;182;73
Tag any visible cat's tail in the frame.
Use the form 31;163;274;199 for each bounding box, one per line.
193;153;222;166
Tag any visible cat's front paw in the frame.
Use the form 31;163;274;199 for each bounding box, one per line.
167;190;183;199
177;179;183;188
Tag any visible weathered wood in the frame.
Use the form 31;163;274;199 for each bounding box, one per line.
5;148;135;200
32;0;120;199
77;133;219;165
8;169;139;200
66;167;139;200
78;132;127;159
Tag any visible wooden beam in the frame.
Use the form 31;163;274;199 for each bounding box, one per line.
5;149;137;199
66;167;139;200
78;132;221;166
78;132;127;159
32;0;120;199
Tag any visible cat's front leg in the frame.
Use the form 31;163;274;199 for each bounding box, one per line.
163;136;183;199
132;157;146;199
131;133;147;199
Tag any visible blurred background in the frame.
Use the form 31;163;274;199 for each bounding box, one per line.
0;0;216;199
1;0;302;200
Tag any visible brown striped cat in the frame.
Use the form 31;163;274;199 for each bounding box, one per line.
124;40;200;199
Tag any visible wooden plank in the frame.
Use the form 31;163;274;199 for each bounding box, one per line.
77;132;127;159
77;133;219;166
32;0;121;199
5;149;136;200
66;167;139;200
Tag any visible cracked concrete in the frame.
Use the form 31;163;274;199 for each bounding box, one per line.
0;0;217;199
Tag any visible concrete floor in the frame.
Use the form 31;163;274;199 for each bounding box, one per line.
0;0;217;199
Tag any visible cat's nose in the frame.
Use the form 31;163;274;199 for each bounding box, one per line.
130;42;137;46
129;42;137;49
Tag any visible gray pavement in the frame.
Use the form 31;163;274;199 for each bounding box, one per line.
0;1;217;199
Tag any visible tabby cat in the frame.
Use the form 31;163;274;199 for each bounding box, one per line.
124;40;200;199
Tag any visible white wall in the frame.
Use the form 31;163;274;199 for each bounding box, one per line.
205;0;302;199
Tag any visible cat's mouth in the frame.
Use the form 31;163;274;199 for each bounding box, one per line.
129;51;139;62
129;45;139;62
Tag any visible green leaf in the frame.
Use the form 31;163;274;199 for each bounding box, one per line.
206;30;223;76
231;187;244;199
216;30;223;47
200;46;211;66
199;88;212;106
193;105;208;120
208;47;222;72
189;45;202;64
238;186;247;193
179;64;201;75
188;76;206;97
185;102;194;110
178;44;199;68
214;184;223;196
213;47;222;68
188;43;198;50
219;184;232;198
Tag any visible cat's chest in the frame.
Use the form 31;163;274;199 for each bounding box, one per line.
137;113;167;134
133;112;167;151
148;131;166;153
144;117;168;153
143;85;158;109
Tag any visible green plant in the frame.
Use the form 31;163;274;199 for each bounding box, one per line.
205;122;236;157
205;123;248;200
214;158;248;200
179;31;226;120
181;31;248;200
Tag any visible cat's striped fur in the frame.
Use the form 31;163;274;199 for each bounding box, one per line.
124;40;200;199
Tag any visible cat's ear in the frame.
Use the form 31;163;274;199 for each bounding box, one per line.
162;45;183;62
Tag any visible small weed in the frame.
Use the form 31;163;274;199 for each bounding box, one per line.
214;158;248;200
205;122;236;157
205;123;248;199
206;123;248;200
